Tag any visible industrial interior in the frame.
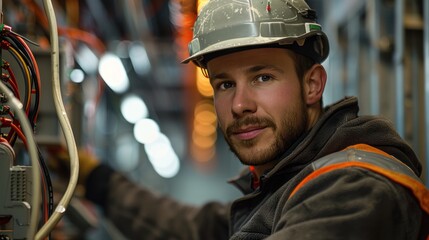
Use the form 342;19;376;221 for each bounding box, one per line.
0;0;427;239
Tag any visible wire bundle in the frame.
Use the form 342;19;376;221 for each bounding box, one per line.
0;23;54;236
1;25;41;138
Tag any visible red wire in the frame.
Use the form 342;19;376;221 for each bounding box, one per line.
2;74;21;99
22;0;106;54
0;116;27;148
9;123;27;147
3;63;21;100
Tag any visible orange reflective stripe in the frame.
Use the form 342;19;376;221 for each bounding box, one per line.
289;144;429;214
343;143;393;158
289;161;429;214
289;144;429;239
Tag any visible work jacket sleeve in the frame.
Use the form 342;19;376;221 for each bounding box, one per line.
86;165;231;240
269;167;422;240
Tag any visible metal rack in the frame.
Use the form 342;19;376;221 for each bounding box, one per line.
322;0;428;186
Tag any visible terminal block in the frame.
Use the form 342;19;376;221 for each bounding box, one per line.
0;142;31;240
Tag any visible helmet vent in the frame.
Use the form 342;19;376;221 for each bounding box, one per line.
266;1;272;12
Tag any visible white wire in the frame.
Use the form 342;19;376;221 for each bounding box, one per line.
0;81;41;239
34;0;80;239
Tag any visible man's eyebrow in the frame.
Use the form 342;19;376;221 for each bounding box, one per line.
246;65;284;74
209;72;228;82
209;65;284;81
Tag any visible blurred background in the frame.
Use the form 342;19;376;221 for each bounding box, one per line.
0;0;427;239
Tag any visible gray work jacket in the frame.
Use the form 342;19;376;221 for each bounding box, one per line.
86;97;424;239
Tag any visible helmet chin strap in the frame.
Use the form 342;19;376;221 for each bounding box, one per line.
295;38;306;47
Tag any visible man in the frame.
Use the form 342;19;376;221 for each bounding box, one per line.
80;0;428;239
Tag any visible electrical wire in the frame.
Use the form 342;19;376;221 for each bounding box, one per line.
1;27;42;129
2;63;21;101
37;147;54;225
22;0;106;54
9;120;54;231
4;30;42;125
1;43;32;145
1;18;51;240
2;117;54;237
0;117;28;147
35;0;79;239
6;45;32;114
1;41;31;110
7;31;42;123
0;80;41;240
8;122;27;147
2;61;21;100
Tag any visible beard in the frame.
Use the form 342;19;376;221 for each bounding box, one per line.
222;102;308;167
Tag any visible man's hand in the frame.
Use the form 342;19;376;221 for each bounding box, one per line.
75;149;100;185
47;146;100;185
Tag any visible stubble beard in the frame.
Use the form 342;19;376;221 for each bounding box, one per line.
223;103;308;167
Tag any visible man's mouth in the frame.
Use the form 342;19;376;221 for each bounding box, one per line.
232;126;267;140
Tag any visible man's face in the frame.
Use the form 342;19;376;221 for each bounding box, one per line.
207;48;308;168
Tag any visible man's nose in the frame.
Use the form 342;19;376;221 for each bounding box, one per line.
231;86;257;118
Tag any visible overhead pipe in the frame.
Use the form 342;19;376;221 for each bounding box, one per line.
424;0;429;186
368;0;380;115
394;0;405;137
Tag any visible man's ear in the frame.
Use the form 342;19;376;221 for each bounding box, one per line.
303;64;327;105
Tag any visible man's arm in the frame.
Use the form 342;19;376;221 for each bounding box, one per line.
86;164;231;240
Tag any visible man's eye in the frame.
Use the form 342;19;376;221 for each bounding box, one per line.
256;75;272;82
219;82;234;90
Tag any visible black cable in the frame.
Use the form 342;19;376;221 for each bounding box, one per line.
38;146;54;240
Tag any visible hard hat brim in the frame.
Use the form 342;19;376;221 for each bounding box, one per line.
182;31;329;68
